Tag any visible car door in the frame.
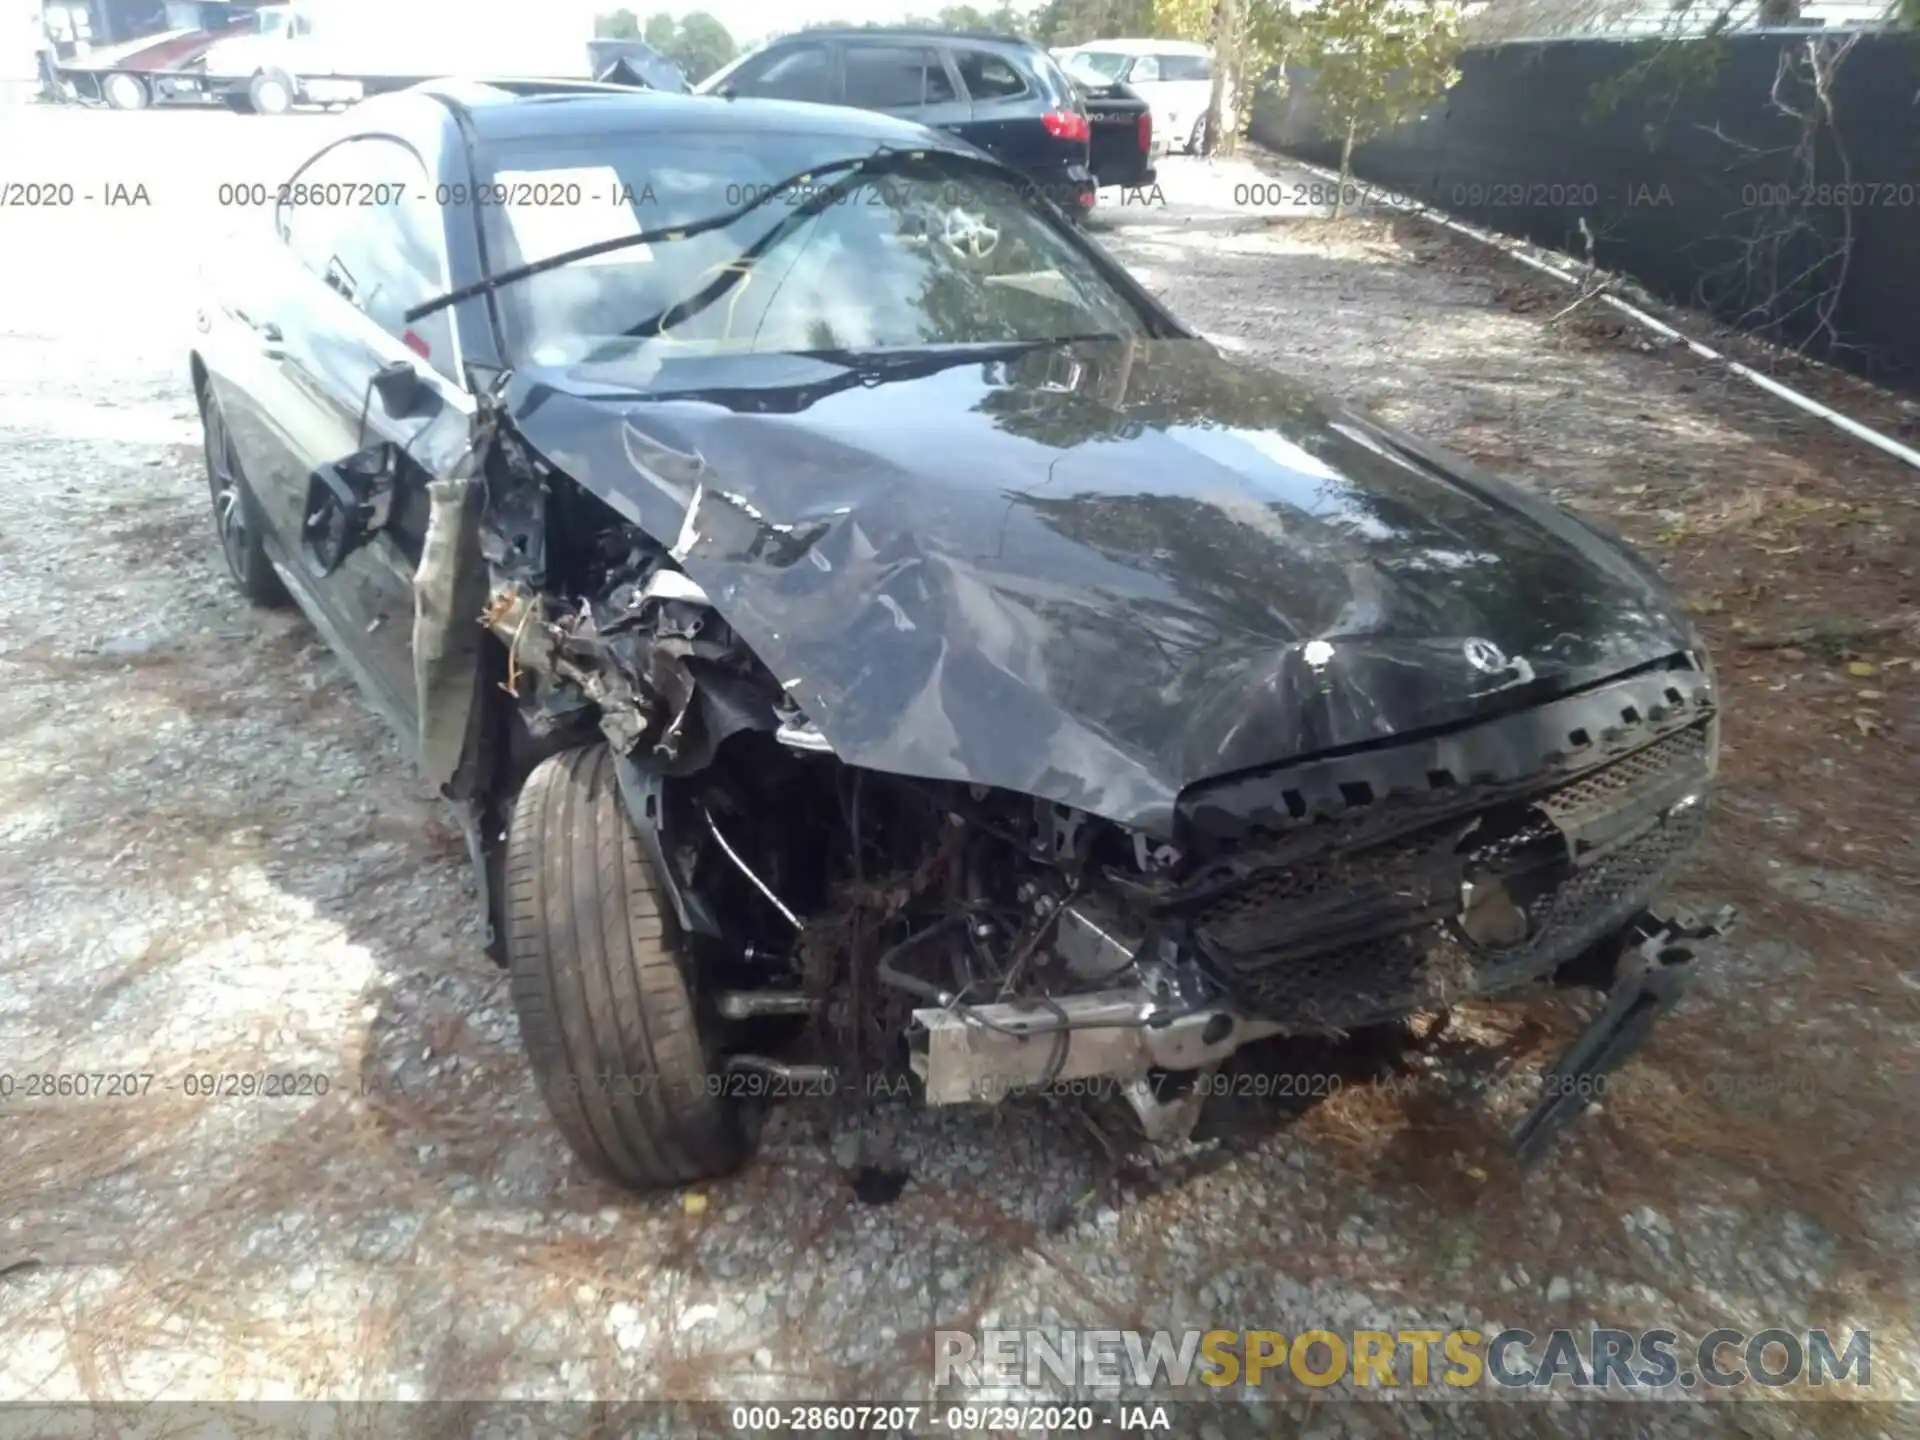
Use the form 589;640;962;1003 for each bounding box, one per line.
244;135;470;743
949;44;1045;169
199;205;301;546
1154;52;1215;144
1120;54;1176;139
837;40;971;135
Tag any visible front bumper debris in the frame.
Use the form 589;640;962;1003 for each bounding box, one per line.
910;986;1286;1144
906;904;1732;1154
910;987;1283;1104
1510;904;1735;1163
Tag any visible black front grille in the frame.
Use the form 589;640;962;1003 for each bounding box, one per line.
1181;723;1713;1029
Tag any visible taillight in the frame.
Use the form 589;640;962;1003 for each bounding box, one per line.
402;329;431;359
1138;110;1152;152
1041;109;1089;143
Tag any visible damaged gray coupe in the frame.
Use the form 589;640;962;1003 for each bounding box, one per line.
190;79;1727;1190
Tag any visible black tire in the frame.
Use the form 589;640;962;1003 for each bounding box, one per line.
1189;115;1209;155
248;69;294;115
223;93;256;114
198;384;288;608
505;745;749;1190
102;73;148;110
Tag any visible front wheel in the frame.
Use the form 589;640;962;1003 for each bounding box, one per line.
505;745;751;1191
199;387;287;607
1189;115;1209;155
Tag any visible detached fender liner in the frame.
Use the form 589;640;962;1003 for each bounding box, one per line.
412;476;492;794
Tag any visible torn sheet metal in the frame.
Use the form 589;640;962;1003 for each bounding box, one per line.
502;338;1701;836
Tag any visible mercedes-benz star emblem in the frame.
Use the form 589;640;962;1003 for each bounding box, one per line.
1463;638;1509;674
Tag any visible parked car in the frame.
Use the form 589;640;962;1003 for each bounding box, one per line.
696;28;1156;215
191;80;1727;1192
1056;37;1228;154
1063;68;1162;192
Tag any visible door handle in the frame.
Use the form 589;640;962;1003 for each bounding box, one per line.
233;307;285;349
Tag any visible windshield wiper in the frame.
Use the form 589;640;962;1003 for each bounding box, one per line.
403;146;925;326
801;337;1125;378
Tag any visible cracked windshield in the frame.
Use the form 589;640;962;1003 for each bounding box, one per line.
480;138;1148;366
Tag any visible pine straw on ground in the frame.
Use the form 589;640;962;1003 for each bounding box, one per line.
1217;281;1920;1362
9;185;1917;1409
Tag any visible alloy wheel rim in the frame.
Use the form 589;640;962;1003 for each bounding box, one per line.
204;404;249;578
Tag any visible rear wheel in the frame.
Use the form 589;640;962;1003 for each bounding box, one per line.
248;69;294;115
198;386;287;607
223;93;256;114
102;73;148;111
505;745;751;1191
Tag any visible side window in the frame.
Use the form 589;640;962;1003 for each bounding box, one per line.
1034;51;1080;106
1128;56;1160;83
956;49;1028;102
842;44;954;109
730;43;833;102
278;137;456;378
1159;54;1212;81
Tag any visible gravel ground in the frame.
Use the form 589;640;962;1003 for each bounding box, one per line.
2;106;1916;1434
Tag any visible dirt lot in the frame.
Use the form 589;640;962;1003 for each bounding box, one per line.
1;105;1917;1433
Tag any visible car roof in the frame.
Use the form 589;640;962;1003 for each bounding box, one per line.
1060;38;1211;55
405;81;961;151
784;26;1037;48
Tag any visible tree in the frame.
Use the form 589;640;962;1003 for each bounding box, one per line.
1203;0;1237;155
628;11;737;83
1296;0;1463;215
982;2;1034;32
927;5;992;28
1033;0;1153;43
595;8;641;39
888;4;1038;31
672;12;738;81
1150;0;1216;41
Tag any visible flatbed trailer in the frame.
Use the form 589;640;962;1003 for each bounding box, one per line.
54;59;458;111
56;3;613;115
51;26;243;109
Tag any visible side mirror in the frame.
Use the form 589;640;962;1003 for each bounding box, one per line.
373;359;432;418
300;446;394;576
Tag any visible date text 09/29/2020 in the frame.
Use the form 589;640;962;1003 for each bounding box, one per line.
726;1406;1170;1433
0;1065;1818;1104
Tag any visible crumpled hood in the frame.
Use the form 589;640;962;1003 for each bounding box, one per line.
505;337;1692;835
